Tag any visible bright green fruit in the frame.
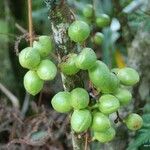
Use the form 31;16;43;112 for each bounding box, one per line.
71;109;92;133
75;48;97;70
111;68;119;74
51;91;72;113
93;32;104;45
96;14;110;28
37;35;53;57
68;21;90;43
59;53;79;75
93;127;116;143
71;88;89;109
98;94;120;115
114;88;132;106
83;4;94;18
117;67;140;86
37;59;57;81
24;70;44;95
19;47;41;69
124;113;143;131
91;112;111;132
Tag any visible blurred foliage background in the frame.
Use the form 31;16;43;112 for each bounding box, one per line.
0;0;150;149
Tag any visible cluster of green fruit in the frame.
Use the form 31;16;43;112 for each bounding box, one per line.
19;36;57;95
51;19;143;143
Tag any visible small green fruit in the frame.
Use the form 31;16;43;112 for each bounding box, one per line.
93;32;104;45
71;88;89;109
91;112;111;132
37;35;53;57
111;68;119;74
37;59;57;81
59;53;79;75
51;91;72;113
96;14;110;28
93;127;116;143
98;94;120;115
124;113;143;131
75;48;97;70
71;109;92;133
83;4;94;18
24;70;44;95
19;47;41;69
68;21;90;43
114;88;132;106
117;67;140;86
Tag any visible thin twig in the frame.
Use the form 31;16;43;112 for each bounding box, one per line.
84;132;88;150
15;23;28;34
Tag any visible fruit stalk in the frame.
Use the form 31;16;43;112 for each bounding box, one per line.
46;1;84;149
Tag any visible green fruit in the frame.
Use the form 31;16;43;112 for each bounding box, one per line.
71;88;89;109
83;4;94;18
51;91;72;113
98;94;120;115
24;70;44;95
93;32;104;45
19;47;41;69
93;127;116;143
114;88;132;106
60;53;79;75
96;14;110;28
124;113;143;131
91;112;111;132
71;109;92;133
37;35;53;57
37;59;57;81
75;48;97;70
68;21;90;43
111;68;119;74
88;61;113;93
117;67;140;86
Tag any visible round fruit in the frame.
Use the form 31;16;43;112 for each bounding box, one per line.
91;112;111;132
51;91;72;113
24;70;44;95
93;32;104;45
19;47;41;69
96;14;110;28
68;21;90;43
98;94;120;115
59;53;79;75
93;127;116;143
114;88;132;106
37;59;57;81
83;4;94;18
71;109;92;133
37;35;53;57
75;48;97;70
71;88;89;109
117;67;140;86
124;113;143;131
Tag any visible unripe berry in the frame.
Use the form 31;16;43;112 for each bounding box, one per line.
37;59;57;81
117;67;140;86
19;47;41;69
114;88;132;106
24;70;44;95
98;94;120;115
59;53;79;75
51;91;72;113
96;14;110;28
35;35;53;57
93;32;104;45
124;113;143;131
68;21;90;43
91;112;111;132
93;127;116;143
71;109;92;133
71;88;89;109
75;48;97;70
83;4;94;18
